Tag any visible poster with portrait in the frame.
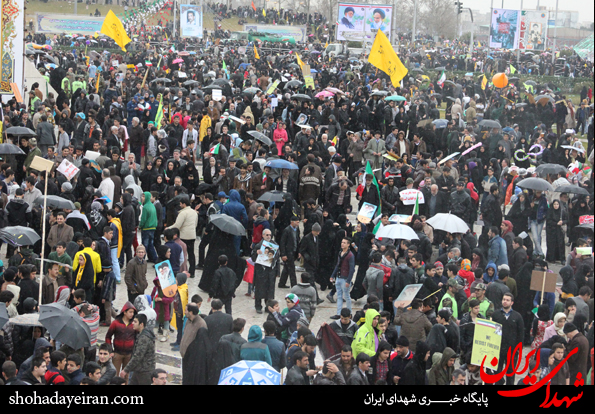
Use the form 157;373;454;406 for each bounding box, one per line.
155;260;178;297
336;3;392;41
393;284;422;309
357;202;377;224
0;0;25;101
179;4;203;38
519;11;548;50
256;241;279;268
489;9;521;50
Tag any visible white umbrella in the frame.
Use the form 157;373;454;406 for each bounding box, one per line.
426;213;469;234
438;152;460;165
561;145;585;154
375;224;419;240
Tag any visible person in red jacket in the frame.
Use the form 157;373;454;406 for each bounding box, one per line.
105;301;137;377
459;259;475;298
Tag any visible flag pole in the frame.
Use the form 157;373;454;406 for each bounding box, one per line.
38;176;48;306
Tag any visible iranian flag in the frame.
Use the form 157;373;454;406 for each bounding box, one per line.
437;70;446;88
169;44;176;53
210;143;220;155
145;60;153;67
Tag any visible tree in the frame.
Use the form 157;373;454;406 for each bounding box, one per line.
418;0;457;38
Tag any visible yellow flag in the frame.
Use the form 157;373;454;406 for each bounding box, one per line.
96;73;100;92
324;40;328;48
101;10;132;52
263;8;266;17
477;41;481;47
481;74;487;90
254;45;260;60
368;30;408;87
296;53;305;70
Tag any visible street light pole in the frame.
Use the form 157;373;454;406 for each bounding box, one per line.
516;0;523;64
173;0;177;38
412;0;418;45
468;8;474;57
552;0;558;65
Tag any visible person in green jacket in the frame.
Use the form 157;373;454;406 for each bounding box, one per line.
140;191;158;262
239;325;272;366
61;77;72;98
352;309;380;358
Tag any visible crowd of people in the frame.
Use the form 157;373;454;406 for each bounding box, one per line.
0;14;593;387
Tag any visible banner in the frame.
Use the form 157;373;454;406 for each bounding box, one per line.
243;25;307;43
180;4;203;38
1;0;25;99
519;11;548;50
470;318;502;368
336;3;393;41
579;215;594;225
35;13;104;35
399;189;425;205
489;9;521;50
56;159;80;181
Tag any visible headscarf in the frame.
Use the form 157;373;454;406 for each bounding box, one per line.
89;201;104;227
75;254;87;286
461;259;471;272
55;286;70;307
553;312;567;339
536;304;550;322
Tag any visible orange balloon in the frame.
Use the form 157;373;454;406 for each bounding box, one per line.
492;73;508;89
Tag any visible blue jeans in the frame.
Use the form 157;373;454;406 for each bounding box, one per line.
530;220;545;256
110;248;121;282
141;230;158;262
335;278;352;315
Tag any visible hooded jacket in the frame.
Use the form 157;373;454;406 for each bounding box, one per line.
120;193;136;238
352;309;381;358
428;347;457;385
105;301;137;355
400;341;430;385
6;197;31;226
239;326;272;366
483;263;499;284
290;283;317;319
560;265;578;297
221;189;248;225
139;191;157;231
123;327;155;374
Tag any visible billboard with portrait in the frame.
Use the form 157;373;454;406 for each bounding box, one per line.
1;0;25;100
519;10;548;50
179;4;203;38
489;8;521;50
336;3;392;42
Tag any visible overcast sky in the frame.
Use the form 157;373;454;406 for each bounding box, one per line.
462;0;594;23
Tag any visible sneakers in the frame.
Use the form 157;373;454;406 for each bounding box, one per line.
326;293;336;303
159;334;169;342
330;315;341;320
316;298;325;305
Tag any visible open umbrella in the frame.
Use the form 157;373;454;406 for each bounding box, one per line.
535;163;567;176
385;95;406;102
315;91;334;98
325;87;344;94
218;360;281;385
426;213;469;234
430;93;442;98
172;58;184;64
0;303;8;330
4;126;37;137
561;145;585;154
0;144;25;155
33;195;75;210
375;224;419;240
536;95;554;106
210;214;246;236
553;185;590;195
444;80;456;86
478;119;502;129
213;78;231;86
287;63;301;69
202;84;222;92
150;78;172;84
292;94;312;101
525;80;537;86
517;177;554;192
0;226;41;246
432;119;448;128
178;51;190;56
284;80;303;89
371;91;389;96
39;303;92;349
183;79;199;86
264;159;299;170
243;87;261;94
247;131;272;146
8;313;42;327
258;191;287;203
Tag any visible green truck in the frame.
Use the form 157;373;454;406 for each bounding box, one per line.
231;31;296;45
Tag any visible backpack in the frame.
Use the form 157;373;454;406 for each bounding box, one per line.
371;264;392;286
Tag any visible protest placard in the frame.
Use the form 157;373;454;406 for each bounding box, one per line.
470;318;502;368
357;202;377;224
56;159;80;181
399;189;425;205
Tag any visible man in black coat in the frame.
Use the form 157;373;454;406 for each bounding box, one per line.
204;299;234;350
299;223;322;304
491;292;524;385
480;184;502;246
381;176;400;215
422;184;449;218
450;181;473;226
509;237;527;279
279;216;300;288
358;174;380;211
325;180;352;220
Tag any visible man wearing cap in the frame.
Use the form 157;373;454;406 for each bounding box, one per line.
24;139;42;175
279;216;301;288
461;283;494;318
564;322;589;383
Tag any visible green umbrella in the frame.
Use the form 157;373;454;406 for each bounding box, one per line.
385;95;407;102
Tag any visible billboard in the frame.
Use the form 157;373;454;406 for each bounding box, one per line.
179;4;203;38
1;0;25;100
35;13;104;35
519;11;548;50
489;8;521;50
336;3;393;42
243;25;306;43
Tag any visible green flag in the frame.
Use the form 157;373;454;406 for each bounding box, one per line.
509;64;516;74
523;82;534;94
365;161;382;217
413;192;420;216
154;97;164;127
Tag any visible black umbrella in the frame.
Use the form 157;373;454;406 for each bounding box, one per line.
430;93;442;98
444;80;456;86
554;185;590;195
4;126;37;137
202;84;222;92
212;78;231;85
150;78;172;84
183;79;199;86
292;94;312;101
0;303;8;330
517;177;554;192
33;195;76;210
535;163;567;176
478;119;502;129
284;80;303;89
210;214;246;236
39;303;91;349
434;66;446;71
0;226;41;246
248;131;273;146
287;63;300;69
0;144;25;155
258;190;287;203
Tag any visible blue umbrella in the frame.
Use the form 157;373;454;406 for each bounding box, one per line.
310;68;318;73
432;119;449;128
265;159;299;170
502;126;514;134
384;95;406;102
218;361;281;385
